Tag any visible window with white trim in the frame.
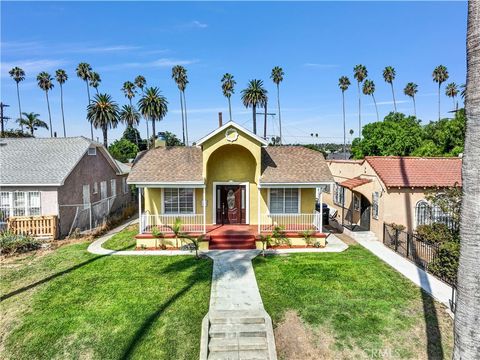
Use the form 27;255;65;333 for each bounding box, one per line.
372;192;379;220
83;185;90;210
93;182;98;194
269;188;299;214
122;178;128;194
88;147;96;156
0;191;42;220
111;179;116;197
100;181;107;199
333;183;345;206
164;188;194;214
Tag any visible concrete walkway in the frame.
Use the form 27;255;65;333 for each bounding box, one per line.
355;236;453;311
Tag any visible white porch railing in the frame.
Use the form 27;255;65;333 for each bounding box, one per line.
141;214;205;234
259;211;322;233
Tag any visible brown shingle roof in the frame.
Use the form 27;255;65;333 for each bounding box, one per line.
261;146;333;183
127;147;203;183
340;177;372;190
365;156;462;188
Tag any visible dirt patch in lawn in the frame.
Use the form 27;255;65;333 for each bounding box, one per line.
274;311;365;360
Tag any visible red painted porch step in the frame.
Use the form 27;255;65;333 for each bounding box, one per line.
209;234;256;250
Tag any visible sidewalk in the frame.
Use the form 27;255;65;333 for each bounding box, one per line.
355;237;453;311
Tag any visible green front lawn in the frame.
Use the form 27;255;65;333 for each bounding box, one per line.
102;224;138;250
1;240;212;359
253;245;453;359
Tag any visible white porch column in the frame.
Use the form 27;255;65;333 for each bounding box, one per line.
202;187;206;234
138;187;142;234
319;191;323;233
257;187;261;234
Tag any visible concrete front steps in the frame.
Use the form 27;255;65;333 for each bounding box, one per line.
202;310;277;360
208;235;256;250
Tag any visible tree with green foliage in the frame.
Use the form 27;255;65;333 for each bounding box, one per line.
241;79;268;135
137;87;168;146
89;71;101;94
271;66;284;144
76;62;93;139
9;66;25;130
119;104;141;146
17;112;48;136
163;131;183;146
37;72;54;137
122;126;147;151
338;76;351;159
172;65;189;145
87;93;119;147
55;69;68;137
108;138;139;163
383;66;397;112
221;73;236;122
351;112;423;158
432;65;449;120
121;81;136;106
362;79;379;121
353;64;368;138
403;82;418;117
445;82;459;111
134;75;149;142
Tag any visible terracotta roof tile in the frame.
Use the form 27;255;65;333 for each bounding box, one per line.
261;146;333;183
127;147;203;183
340;177;372;190
365;156;462;188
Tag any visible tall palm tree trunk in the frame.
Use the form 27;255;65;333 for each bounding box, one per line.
228;97;232;122
60;83;66;137
146;118;150;149
453;1;480;358
413;97;417;117
372;94;379;121
102;125;108;148
391;83;397;112
252;105;257;134
45;91;53;137
151;119;156;145
438;83;441;121
16;83;23;131
30;125;34;136
183;91;189;146
277;84;282;144
357;82;362;138
86;81;93;140
179;91;185;145
342;91;346;159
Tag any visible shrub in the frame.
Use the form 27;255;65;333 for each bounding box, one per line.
300;230;315;246
271;226;290;247
0;231;42;255
429;241;460;284
416;223;457;244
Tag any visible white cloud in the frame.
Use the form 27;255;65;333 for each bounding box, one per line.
373;100;409;106
98;58;199;71
1;41;141;55
1;59;68;77
181;20;208;29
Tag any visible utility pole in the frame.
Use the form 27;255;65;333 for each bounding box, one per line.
0;102;11;138
257;106;276;141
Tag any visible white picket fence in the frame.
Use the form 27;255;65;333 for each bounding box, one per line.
141;214;205;234
259;211;322;232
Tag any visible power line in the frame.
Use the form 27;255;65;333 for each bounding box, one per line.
0;102;11;138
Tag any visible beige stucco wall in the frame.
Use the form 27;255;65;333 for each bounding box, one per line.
0;186;59;216
324;160;429;239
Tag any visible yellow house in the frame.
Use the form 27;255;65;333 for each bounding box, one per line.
127;121;333;249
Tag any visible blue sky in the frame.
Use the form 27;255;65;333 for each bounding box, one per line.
1;1;467;145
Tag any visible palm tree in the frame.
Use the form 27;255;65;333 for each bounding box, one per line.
89;71;101;94
403;82;418;117
37;72;54;137
221;73;236;122
383;66;397;112
241;79;268;134
270;66;284;144
17;112;48;136
134;75;148;141
445;82;459;111
353;64;368;138
76;62;93;139
121;81;136;106
432;65;449;120
9;66;26;131
172;65;188;145
138;87;168;147
362;79;379;121
55;69;68;137
453;2;480;358
338;76;351;159
86;93;119;147
119;104;141;145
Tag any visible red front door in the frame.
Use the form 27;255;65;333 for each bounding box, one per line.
216;185;246;224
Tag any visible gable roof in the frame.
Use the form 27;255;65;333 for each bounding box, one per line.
0;137;123;186
261;146;333;184
196;121;268;146
365;156;462;188
127;146;203;184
